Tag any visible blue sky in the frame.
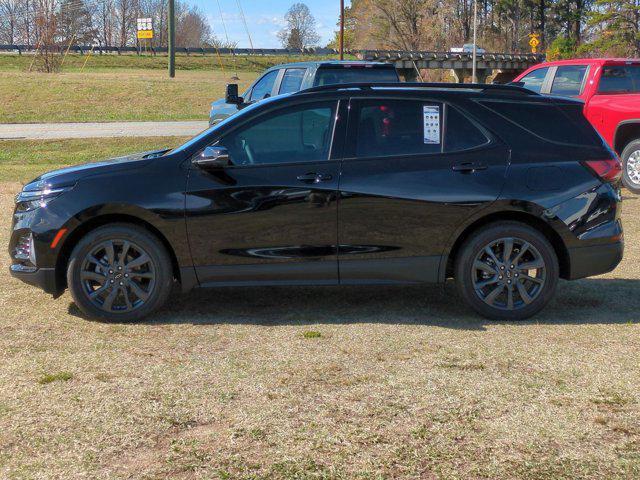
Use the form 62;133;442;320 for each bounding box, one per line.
190;0;346;48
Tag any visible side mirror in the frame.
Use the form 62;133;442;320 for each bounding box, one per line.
193;146;231;169
225;83;243;105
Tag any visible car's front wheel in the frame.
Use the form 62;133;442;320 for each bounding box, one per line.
455;222;559;320
67;224;173;322
621;139;640;194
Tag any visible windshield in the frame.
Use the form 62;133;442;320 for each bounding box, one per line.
314;67;398;86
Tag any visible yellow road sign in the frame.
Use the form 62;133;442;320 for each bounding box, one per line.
529;37;540;48
137;30;153;39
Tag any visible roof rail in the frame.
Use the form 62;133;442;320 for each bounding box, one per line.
296;82;537;96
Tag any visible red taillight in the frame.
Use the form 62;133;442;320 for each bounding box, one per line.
584;159;622;183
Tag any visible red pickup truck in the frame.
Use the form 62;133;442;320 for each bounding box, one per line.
514;58;640;192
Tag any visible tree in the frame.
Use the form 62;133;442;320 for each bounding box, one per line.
277;2;320;49
586;0;640;55
58;0;96;44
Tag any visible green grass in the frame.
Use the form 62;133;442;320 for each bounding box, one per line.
0;52;350;123
302;330;322;339
38;372;73;384
0;68;255;123
0;136;189;182
0;52;348;73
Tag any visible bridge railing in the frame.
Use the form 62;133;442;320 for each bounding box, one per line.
0;44;544;63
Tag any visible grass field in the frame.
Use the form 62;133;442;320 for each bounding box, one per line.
0;53;346;124
0;139;639;479
0;69;255;123
0;137;189;182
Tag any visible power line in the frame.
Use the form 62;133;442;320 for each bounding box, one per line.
235;0;253;50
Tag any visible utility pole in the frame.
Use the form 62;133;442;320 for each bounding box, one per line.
339;0;344;60
471;0;477;83
168;0;175;78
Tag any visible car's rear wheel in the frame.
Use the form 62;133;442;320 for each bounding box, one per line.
621;140;640;194
67;224;173;322
455;222;559;320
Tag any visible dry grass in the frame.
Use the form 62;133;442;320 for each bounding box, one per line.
0;170;639;478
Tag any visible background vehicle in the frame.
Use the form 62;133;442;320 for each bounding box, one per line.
514;58;640;192
10;83;622;322
450;44;486;54
209;61;400;125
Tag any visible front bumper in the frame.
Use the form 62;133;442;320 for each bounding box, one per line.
9;265;59;295
567;240;624;280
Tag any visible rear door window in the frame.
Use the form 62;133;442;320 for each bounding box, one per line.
550;65;588;96
350;99;488;158
249;70;278;102
279;68;306;94
444;107;489;152
519;68;549;94
598;65;640;93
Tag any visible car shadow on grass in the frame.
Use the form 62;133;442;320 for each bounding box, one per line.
68;278;640;330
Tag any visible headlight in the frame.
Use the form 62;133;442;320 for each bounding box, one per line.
15;183;75;212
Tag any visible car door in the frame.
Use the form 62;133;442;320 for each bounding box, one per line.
337;96;509;284
186;99;344;286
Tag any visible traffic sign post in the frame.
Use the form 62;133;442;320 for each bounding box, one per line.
136;18;153;55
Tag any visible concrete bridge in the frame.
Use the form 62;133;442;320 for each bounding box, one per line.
358;50;544;83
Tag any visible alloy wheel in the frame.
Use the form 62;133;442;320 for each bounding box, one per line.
79;239;156;313
627;150;640;186
472;237;546;311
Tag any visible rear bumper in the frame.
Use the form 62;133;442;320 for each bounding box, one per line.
9;265;59;295
567;240;624;280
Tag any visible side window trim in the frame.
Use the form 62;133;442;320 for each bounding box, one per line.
206;99;341;169
540;66;556;94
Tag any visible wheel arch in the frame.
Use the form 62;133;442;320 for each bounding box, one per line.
443;210;570;280
55;213;182;292
613;120;640;155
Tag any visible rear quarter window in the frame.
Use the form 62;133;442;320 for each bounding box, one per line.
478;99;601;146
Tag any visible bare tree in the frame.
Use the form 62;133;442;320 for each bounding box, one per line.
0;0;21;43
277;2;320;49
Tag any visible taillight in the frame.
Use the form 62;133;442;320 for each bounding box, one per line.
584;159;622;183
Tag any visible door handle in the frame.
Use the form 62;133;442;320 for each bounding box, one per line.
452;162;488;173
296;172;333;184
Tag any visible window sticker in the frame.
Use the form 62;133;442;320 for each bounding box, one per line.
423;105;441;144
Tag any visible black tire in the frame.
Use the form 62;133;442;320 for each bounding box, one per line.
67;224;173;322
621;140;640;194
454;221;559;321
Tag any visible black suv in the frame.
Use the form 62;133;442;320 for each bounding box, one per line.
9;83;623;322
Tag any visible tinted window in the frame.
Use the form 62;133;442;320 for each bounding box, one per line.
353;100;442;157
217;102;336;166
550;65;587;96
444;107;489;151
480;100;599;146
598;65;640;93
249;70;278;102
314;67;398;86
279;68;306;94
520;68;548;93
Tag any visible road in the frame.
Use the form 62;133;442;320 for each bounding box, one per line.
0;121;209;140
